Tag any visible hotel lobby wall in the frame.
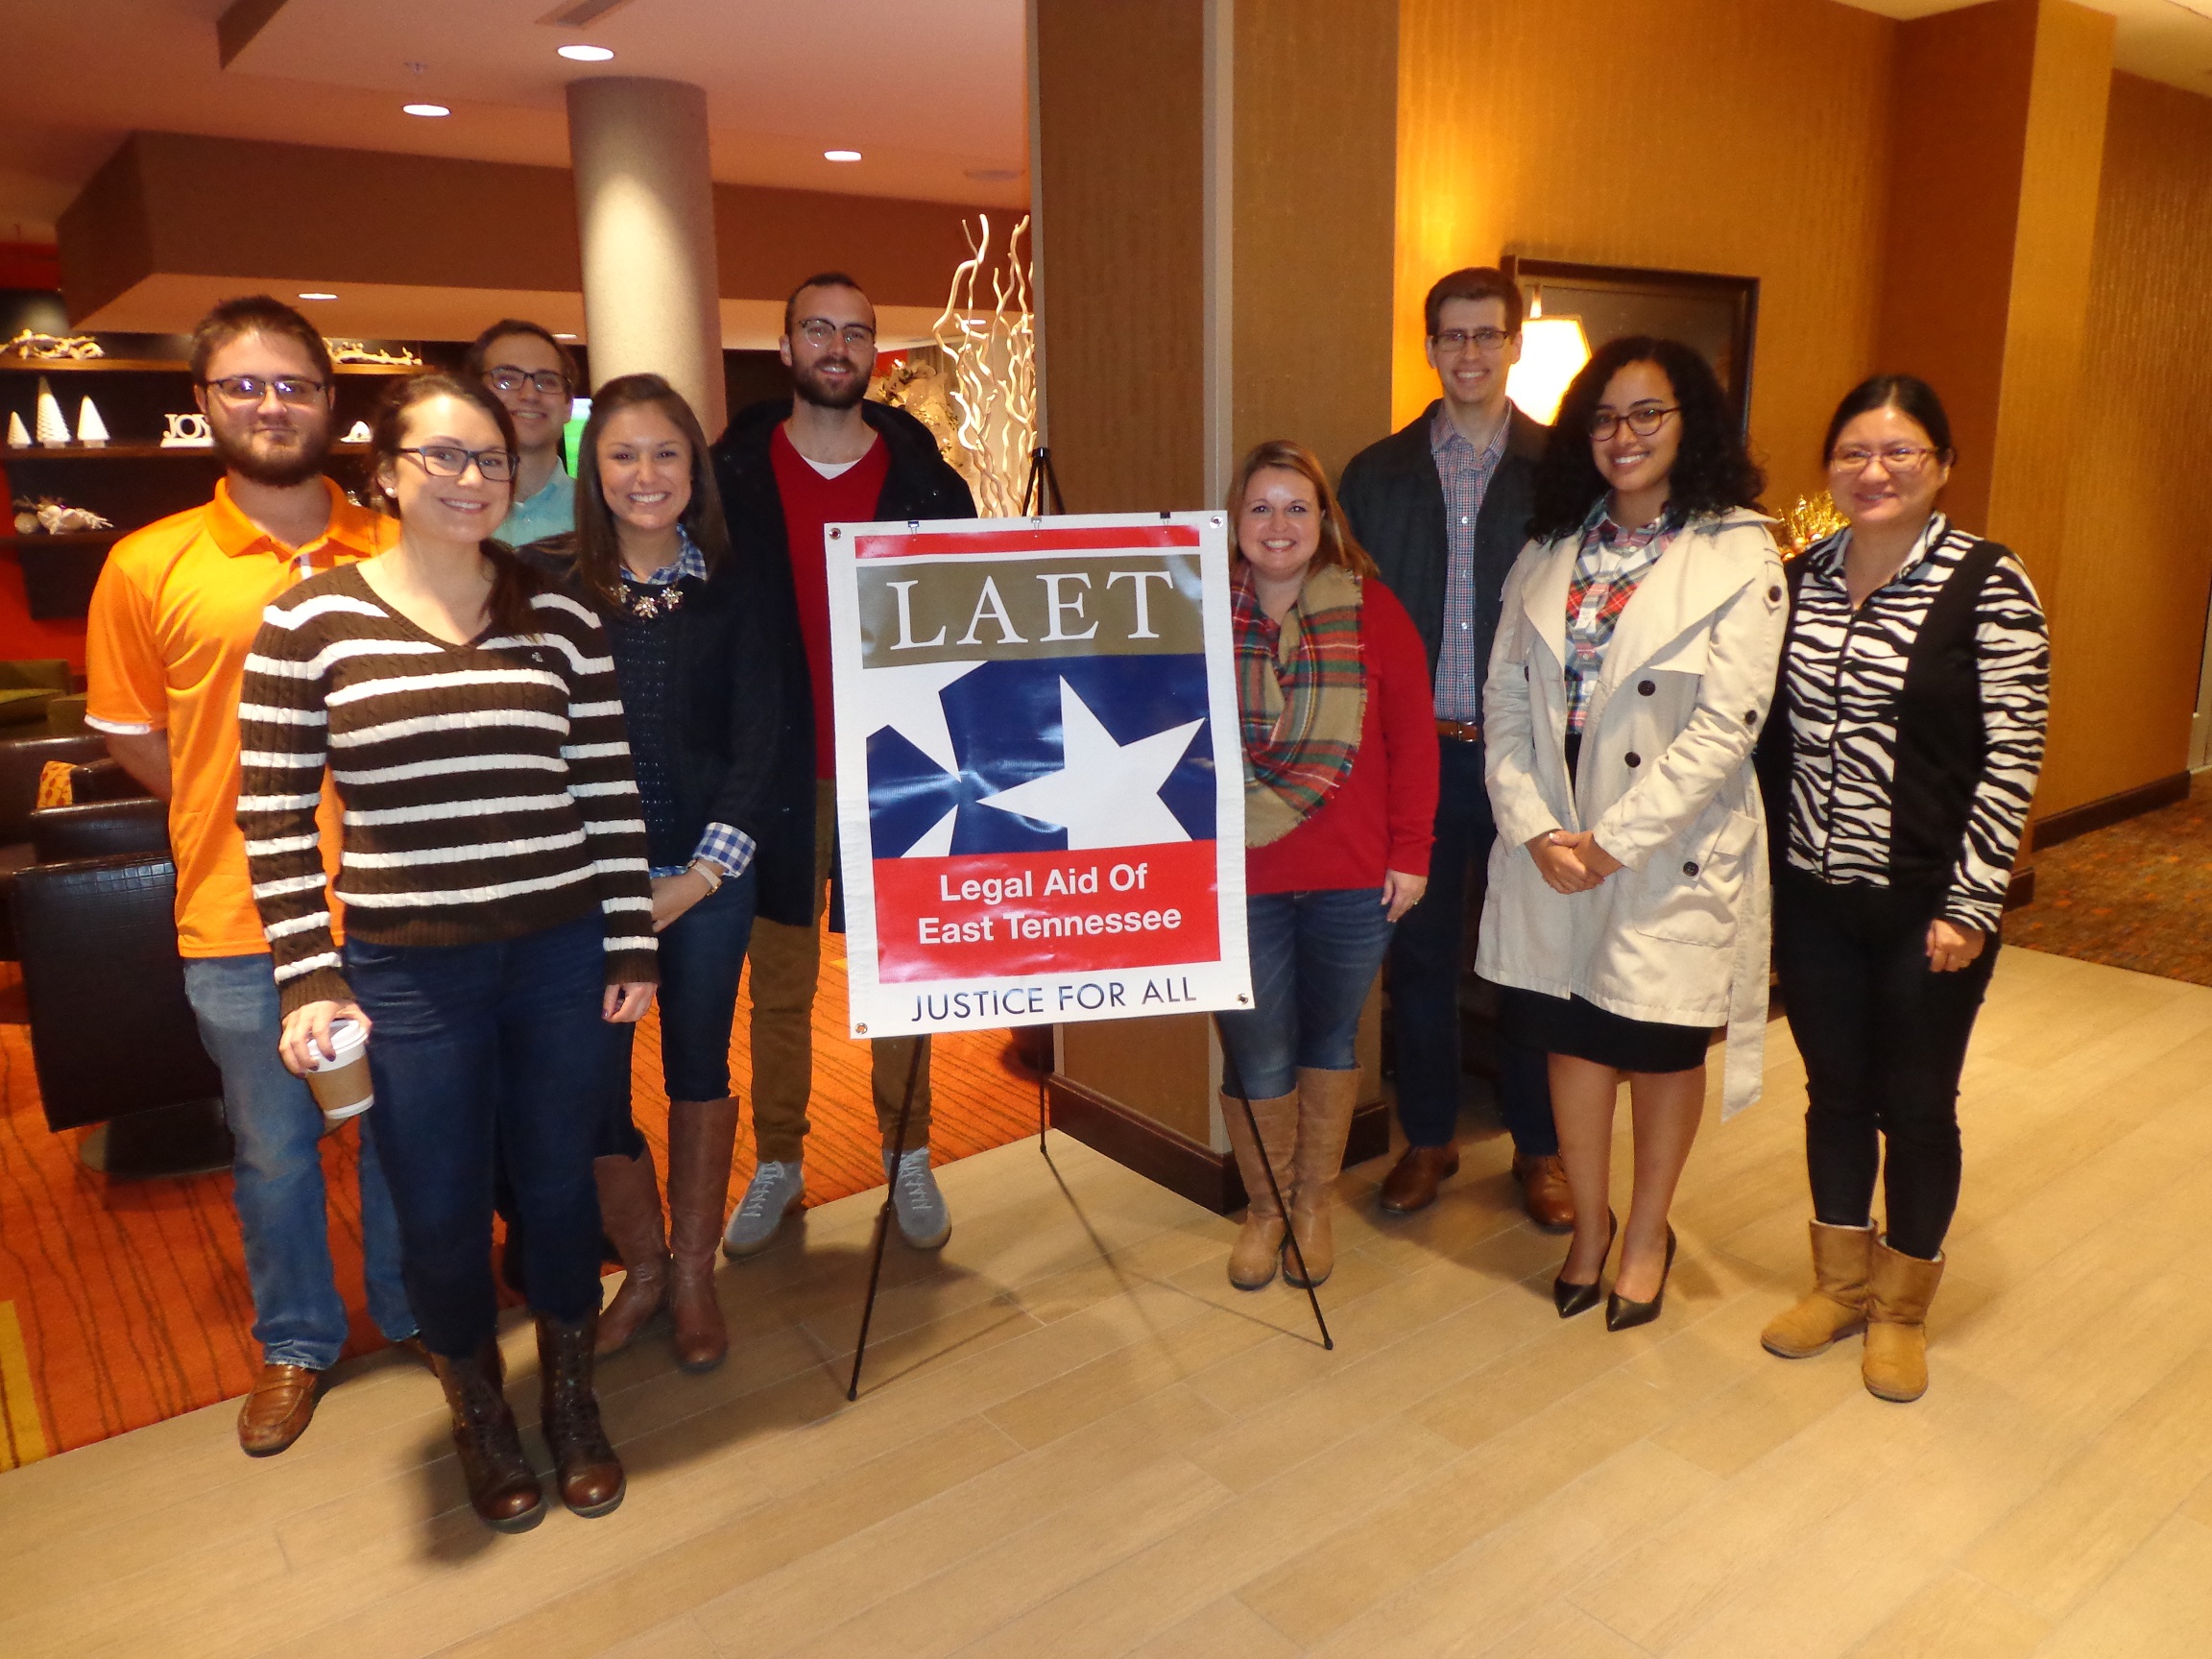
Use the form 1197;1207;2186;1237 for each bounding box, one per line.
2038;73;2212;818
57;132;999;330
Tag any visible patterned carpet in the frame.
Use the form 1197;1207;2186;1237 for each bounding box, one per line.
2006;772;2212;985
0;925;1043;1463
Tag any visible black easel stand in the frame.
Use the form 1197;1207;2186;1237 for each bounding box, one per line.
1020;445;1069;517
847;1036;929;1401
1214;1022;1334;1350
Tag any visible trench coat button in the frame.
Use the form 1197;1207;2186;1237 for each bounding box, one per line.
1625;752;1642;767
1767;585;1783;604
1744;709;1758;725
1638;680;1655;696
1683;860;1699;877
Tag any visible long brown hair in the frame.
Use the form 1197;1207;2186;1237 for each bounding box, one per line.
1226;439;1379;580
569;373;732;612
361;373;543;637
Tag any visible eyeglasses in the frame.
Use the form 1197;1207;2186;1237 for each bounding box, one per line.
1588;404;1679;440
485;366;569;397
1431;327;1515;355
795;318;878;349
1831;444;1938;473
395;445;518;483
201;374;327;404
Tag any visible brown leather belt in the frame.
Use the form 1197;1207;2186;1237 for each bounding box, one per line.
1435;719;1483;743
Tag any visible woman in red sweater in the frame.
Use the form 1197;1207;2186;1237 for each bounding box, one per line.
1218;440;1439;1292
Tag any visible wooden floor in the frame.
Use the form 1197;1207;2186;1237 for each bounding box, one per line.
5;944;2212;1658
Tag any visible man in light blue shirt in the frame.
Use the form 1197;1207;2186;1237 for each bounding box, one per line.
466;318;577;546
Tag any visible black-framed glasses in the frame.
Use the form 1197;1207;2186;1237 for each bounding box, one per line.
1431;326;1515;355
1588;404;1679;440
1831;444;1938;473
795;318;878;349
201;374;327;404
485;366;569;397
395;445;518;483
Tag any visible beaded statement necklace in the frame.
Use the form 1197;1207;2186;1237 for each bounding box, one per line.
618;570;685;620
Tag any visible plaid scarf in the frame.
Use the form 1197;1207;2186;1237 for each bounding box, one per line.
1565;509;1674;733
1232;562;1368;848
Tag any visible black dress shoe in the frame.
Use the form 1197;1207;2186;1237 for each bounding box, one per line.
1606;1226;1678;1332
1553;1210;1618;1318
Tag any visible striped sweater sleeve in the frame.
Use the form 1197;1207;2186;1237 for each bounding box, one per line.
237;596;350;1012
528;593;660;985
1944;555;2049;931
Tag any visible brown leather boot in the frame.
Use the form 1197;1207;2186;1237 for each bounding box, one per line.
664;1097;739;1371
237;1362;324;1456
537;1311;625;1517
1284;1068;1358;1289
1761;1220;1874;1359
1863;1240;1944;1403
1220;1088;1300;1289
592;1146;671;1357
1378;1143;1459;1214
431;1340;543;1532
1511;1153;1576;1232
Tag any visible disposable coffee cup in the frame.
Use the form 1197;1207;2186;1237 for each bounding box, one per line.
305;1018;373;1124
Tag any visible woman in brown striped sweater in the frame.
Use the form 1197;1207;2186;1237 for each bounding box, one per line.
238;373;657;1533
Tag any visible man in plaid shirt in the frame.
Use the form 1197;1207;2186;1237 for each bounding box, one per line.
1339;267;1571;1228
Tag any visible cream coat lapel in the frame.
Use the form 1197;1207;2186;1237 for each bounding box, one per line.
1599;510;1771;698
1517;531;1576;674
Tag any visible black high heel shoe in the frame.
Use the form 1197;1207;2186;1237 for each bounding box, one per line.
1553;1210;1618;1318
1605;1226;1678;1331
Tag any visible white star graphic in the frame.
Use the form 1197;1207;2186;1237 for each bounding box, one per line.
849;660;986;776
976;678;1202;850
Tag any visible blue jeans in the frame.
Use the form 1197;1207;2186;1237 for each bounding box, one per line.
595;867;757;1156
1217;888;1397;1099
182;953;415;1370
1386;738;1558;1156
347;914;612;1357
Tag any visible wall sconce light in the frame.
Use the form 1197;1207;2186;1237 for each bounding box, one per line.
1506;289;1591;425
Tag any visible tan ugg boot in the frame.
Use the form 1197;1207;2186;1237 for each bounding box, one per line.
1221;1088;1299;1289
1284;1068;1358;1289
1863;1239;1944;1403
1761;1220;1874;1359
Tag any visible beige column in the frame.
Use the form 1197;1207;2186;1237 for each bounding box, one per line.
565;76;727;439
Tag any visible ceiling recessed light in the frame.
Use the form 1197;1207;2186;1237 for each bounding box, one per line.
557;44;614;61
824;149;863;162
402;103;451;118
298;292;338;301
553;332;578;340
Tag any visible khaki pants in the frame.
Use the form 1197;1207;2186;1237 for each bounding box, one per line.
746;780;931;1164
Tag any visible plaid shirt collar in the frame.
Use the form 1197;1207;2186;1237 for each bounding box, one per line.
1429;401;1510;470
630;525;709;588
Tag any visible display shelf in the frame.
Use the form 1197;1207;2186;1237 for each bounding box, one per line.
0;357;420;375
6;443;369;460
1;531;125;551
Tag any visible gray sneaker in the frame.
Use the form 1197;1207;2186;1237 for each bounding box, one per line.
883;1146;951;1250
721;1159;805;1258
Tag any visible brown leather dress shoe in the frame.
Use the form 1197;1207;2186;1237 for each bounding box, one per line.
1378;1143;1460;1215
237;1362;324;1456
1512;1153;1575;1232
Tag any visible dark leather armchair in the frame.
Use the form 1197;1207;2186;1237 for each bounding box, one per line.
13;854;229;1176
0;733;112;960
30;798;169;864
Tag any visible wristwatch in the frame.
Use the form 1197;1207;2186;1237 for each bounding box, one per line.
686;858;725;894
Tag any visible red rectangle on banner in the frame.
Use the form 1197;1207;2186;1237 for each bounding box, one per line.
872;839;1219;981
853;524;1200;561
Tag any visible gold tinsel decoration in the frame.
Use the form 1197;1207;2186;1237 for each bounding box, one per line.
1778;490;1847;560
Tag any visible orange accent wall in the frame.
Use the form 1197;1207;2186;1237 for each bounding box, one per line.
1392;0;1896;510
2040;73;2212;815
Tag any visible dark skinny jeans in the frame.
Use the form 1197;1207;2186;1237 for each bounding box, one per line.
1773;868;1999;1261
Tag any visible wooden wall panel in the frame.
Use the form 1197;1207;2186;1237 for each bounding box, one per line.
1031;0;1207;516
1392;0;1894;509
1231;0;1398;484
2039;73;2212;815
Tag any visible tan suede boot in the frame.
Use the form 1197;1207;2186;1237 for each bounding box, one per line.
1863;1240;1944;1403
1760;1220;1874;1359
664;1097;739;1372
1221;1088;1299;1289
592;1147;670;1357
1284;1068;1358;1289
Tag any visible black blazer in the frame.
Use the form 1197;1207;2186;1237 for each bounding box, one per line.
710;397;977;927
1338;401;1548;703
522;535;801;888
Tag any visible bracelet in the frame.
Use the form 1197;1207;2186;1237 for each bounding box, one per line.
686;858;724;893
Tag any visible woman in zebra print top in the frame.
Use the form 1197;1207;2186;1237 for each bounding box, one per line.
240;374;656;1531
1755;375;2048;1406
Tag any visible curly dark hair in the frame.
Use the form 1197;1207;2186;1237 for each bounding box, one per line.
1527;336;1764;541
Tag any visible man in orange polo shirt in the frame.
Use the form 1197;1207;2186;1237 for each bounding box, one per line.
85;297;419;1456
